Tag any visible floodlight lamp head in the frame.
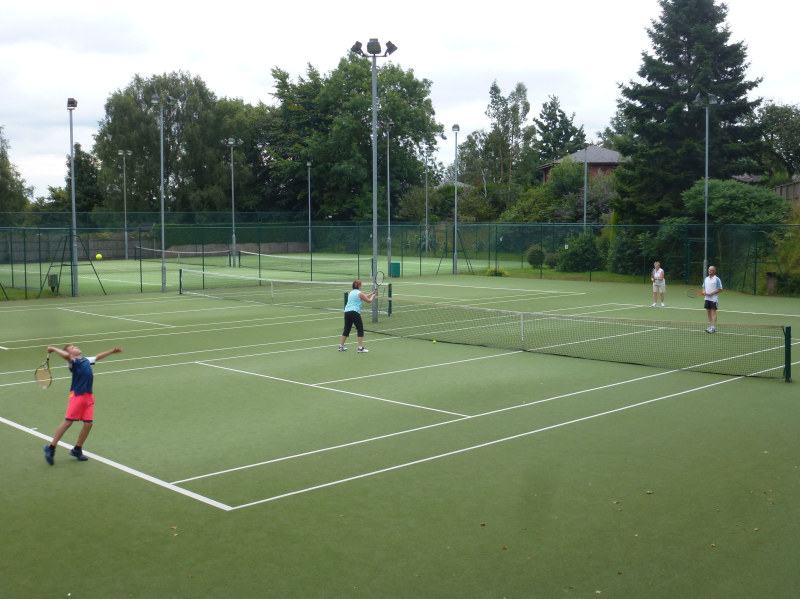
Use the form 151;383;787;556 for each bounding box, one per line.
118;150;124;156
67;98;78;109
307;161;311;167
236;138;244;145
367;38;381;55
166;96;178;106
350;41;364;56
452;124;460;132
692;92;702;106
385;41;397;55
127;150;133;156
150;93;161;105
708;94;719;105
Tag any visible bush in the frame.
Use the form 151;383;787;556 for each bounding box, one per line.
556;232;600;272
525;245;544;267
544;253;558;269
485;267;509;277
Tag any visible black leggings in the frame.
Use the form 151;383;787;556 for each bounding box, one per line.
342;311;364;337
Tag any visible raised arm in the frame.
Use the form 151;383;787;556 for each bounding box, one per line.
358;290;378;304
94;347;123;362
47;346;72;361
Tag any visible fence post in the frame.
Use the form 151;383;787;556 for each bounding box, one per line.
139;229;143;293
495;225;498;271
23;229;28;299
785;326;792;383
9;229;14;289
753;227;758;295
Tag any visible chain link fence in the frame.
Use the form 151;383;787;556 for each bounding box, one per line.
2;223;798;299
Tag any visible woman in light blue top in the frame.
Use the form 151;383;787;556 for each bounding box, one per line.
339;280;378;353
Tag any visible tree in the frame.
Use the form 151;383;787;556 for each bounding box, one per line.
756;101;800;178
596;105;636;152
257;57;443;220
682;179;790;224
533;96;586;163
93;71;249;213
0;126;31;213
67;143;104;212
614;0;762;223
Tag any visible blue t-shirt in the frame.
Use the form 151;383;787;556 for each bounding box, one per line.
69;356;96;395
345;289;363;313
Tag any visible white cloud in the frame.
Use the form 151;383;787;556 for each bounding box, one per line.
0;0;797;196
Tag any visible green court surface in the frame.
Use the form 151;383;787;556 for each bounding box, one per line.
1;276;798;598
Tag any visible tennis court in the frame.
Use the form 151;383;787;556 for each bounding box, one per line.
1;275;798;598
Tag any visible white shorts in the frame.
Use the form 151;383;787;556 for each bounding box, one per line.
653;282;665;292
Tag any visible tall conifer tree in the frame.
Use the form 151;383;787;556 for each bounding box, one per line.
614;0;761;223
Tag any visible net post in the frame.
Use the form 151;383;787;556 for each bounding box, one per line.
786;326;792;383
179;268;183;295
520;312;524;344
388;283;392;316
271;280;274;302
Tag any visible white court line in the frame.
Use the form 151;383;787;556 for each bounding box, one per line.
462;293;584;308
196;362;469;417
614;303;800;319
176;340;800;485
0;346;8;350
0;415;232;511
0;310;334;346
0;294;205;313
58;307;175;328
229;365;793;510
4;314;341;351
0;333;355;377
399;281;585;294
540;303;618;313
315;351;519;385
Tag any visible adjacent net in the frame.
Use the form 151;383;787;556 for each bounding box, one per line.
238;251;372;278
136;247;231;268
179;269;790;379
364;298;789;379
180;268;352;311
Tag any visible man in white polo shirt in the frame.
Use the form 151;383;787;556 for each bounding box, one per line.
702;265;723;333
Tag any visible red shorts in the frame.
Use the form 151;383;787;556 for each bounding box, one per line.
65;392;94;422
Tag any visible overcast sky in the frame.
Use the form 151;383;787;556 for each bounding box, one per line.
1;0;798;198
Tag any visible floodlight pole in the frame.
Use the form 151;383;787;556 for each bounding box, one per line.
372;53;379;321
387;120;392;277
703;104;709;277
230;145;236;260
119;150;131;259
424;151;429;257
453;126;459;275
159;103;166;292
307;161;312;257
583;143;589;228
68;100;78;295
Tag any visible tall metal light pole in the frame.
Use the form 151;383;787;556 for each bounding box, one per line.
307;161;312;255
583;142;589;228
452;124;460;275
67;98;78;295
386;119;393;276
692;92;718;277
118;149;132;259
222;138;244;262
151;93;177;291
351;38;397;321
424;148;432;257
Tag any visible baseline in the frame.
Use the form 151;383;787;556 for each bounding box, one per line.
0;415;231;511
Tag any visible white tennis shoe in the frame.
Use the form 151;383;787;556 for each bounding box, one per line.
338;345;347;351
358;347;369;353
651;303;658;307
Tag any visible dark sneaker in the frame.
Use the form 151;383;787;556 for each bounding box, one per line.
70;447;89;462
44;444;55;465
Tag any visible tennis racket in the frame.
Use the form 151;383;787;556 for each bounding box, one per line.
685;288;704;298
35;355;52;389
372;270;385;292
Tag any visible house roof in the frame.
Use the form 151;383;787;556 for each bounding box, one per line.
538;145;625;170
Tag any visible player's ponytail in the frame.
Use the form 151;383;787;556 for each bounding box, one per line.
352;280;361;289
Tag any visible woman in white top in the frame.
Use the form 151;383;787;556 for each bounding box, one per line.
339;280;378;353
651;261;665;307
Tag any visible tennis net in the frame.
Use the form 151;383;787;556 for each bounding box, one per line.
136;246;231;268
238;250;372;278
178;269;791;380
364;298;791;380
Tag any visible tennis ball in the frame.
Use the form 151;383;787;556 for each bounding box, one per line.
95;253;102;260
432;340;436;344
